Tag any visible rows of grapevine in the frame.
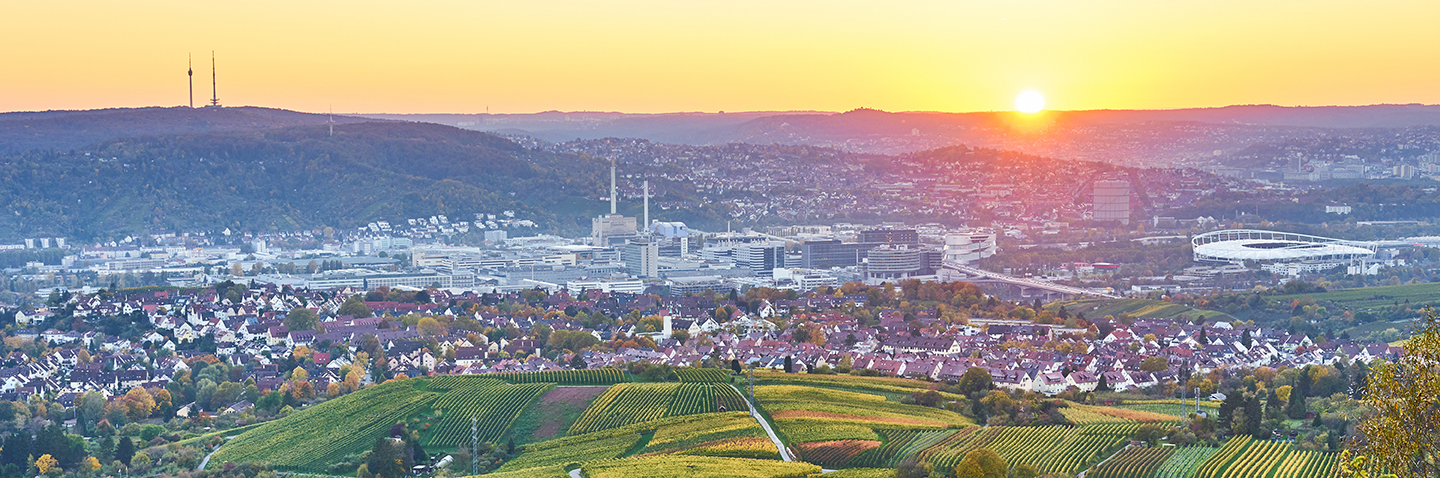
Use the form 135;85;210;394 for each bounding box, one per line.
1272;450;1340;478
797;440;881;468
887;429;961;466
853;428;963;468
987;426;1074;469
668;383;748;416
426;375;505;391
486;368;625;384
919;427;1002;470
676;368;732;382
209;381;438;471
427;383;552;447
1219;440;1287;478
1088;446;1174;478
1037;429;1129;475
569;383;680;434
1155;446;1219;478
1194;436;1252;478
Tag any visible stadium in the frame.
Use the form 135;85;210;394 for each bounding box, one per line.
1192;229;1377;273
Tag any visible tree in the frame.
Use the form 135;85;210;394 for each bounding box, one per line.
115;438;135;467
285;308;320;332
957;367;994;395
1140;356;1169;373
953;448;1006;478
1012;463;1040;478
338;295;373;318
1241;328;1254;349
783;356;793;373
1290;368;1313;417
570;353;587;370
34;454;57;475
123;387;155;422
731;359;742;375
1097;373;1112;392
1349;309;1440;478
417;317;446;336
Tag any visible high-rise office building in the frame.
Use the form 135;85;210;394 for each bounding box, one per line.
623;239;659;278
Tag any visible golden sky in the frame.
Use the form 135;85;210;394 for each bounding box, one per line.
3;0;1437;114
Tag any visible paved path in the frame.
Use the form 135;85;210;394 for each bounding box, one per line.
730;384;793;461
198;444;221;470
569;468;584;478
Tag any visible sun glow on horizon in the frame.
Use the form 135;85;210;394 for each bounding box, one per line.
1015;90;1045;113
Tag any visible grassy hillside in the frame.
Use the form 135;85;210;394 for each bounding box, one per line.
1048;298;1234;322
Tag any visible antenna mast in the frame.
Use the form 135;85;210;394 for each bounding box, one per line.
188;54;194;108
209;51;220;107
328;105;335;137
609;158;618;215
643;180;649;232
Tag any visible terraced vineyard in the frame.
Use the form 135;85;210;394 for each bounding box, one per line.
851;428;962;468
485;368;626;384
1088;446;1174;478
666;383;747;416
1217;440;1288;478
1155;446;1220;478
1194;436;1253;478
570;383;681;434
569;383;746;435
676;368;732;382
426;381;552;447
207;380;438;471
796;440;881;468
1272;450;1340;478
500;412;765;473
917;424;1129;475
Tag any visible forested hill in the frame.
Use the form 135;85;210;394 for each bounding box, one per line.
0;121;613;240
0;106;374;154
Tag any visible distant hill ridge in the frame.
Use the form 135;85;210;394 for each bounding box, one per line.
0;106;375;153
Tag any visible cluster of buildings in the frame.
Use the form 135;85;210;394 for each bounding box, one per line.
1;280;1403;412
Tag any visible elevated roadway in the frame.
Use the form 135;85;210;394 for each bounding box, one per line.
940;261;1121;300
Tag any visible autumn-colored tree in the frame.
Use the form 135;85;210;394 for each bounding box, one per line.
123;387;155;422
292;345;313;360
35;454;58;475
953;448;1006;478
83;456;100;472
1348;310;1440;478
291;367;309;382
418;317;446;336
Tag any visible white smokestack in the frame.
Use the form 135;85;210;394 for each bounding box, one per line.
643;180;649;232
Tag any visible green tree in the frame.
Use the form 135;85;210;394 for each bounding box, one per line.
958;367;994;395
338;295;373;318
285;308;320;332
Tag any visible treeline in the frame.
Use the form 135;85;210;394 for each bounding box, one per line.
0;122;612;240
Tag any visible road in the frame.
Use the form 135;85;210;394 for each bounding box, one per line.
730;384;793;462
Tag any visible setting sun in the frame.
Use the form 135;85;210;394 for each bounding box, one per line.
1015;90;1045;113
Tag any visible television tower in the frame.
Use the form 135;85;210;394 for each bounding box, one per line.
609;158;618;215
328;105;335;136
209;51;221;107
187;54;194;108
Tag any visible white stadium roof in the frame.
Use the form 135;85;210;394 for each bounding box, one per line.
1192;229;1376;264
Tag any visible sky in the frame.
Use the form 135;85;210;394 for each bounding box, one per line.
3;0;1438;114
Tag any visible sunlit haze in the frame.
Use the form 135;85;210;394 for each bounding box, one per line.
3;0;1439;114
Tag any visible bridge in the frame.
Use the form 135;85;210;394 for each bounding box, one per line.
939;261;1121;301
